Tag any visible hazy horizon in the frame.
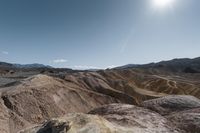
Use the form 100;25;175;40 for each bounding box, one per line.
1;0;200;69
1;56;200;70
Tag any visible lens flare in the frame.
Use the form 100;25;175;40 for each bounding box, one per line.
153;0;175;9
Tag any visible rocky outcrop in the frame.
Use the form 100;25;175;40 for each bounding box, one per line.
89;104;181;133
142;95;200;115
19;104;182;133
0;98;9;133
167;108;200;133
142;95;200;133
0;75;120;132
18;113;135;133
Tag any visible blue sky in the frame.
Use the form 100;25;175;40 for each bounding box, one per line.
0;0;200;69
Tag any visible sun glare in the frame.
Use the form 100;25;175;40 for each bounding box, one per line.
153;0;175;9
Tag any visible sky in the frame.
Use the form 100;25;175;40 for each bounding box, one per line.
0;0;200;69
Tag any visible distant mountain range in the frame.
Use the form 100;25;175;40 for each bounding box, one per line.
0;62;52;69
115;57;200;73
1;57;200;73
114;64;140;69
13;63;52;69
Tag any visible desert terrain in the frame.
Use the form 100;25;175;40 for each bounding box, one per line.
0;57;200;133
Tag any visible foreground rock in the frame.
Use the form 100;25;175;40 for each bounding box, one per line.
167;108;200;133
142;95;200;115
18;113;135;133
89;104;181;133
19;104;182;133
142;95;200;133
0;98;9;133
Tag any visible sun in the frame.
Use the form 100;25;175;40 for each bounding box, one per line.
153;0;175;9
